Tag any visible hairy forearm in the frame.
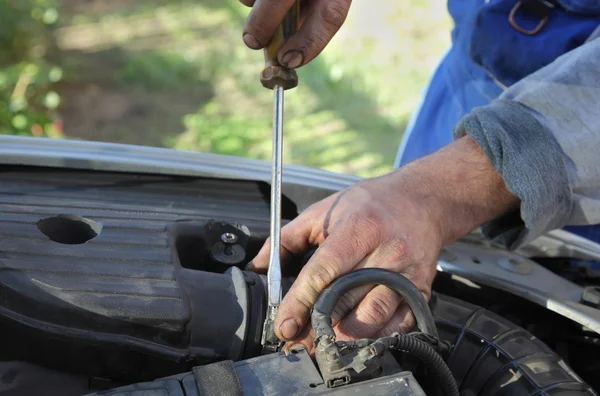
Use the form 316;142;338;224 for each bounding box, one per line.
393;136;520;246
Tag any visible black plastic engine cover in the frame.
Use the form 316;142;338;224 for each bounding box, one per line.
0;167;295;381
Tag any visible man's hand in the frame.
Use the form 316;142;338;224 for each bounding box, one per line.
239;0;351;69
248;136;520;352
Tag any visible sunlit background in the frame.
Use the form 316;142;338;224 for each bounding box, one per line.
0;0;451;177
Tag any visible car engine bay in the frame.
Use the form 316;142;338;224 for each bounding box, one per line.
0;163;598;396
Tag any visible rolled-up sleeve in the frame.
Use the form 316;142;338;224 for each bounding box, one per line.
454;30;600;249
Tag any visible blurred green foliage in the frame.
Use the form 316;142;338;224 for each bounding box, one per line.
0;0;63;137
163;0;450;177
117;52;201;90
171;101;268;157
0;0;450;176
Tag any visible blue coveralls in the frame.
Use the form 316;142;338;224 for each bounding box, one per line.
393;0;600;244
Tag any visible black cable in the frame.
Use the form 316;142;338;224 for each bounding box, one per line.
311;268;438;341
310;269;459;396
373;333;459;396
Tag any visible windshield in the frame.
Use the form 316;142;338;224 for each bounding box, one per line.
0;0;449;178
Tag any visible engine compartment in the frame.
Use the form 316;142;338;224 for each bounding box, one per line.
0;166;598;395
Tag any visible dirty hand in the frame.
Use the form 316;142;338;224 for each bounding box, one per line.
248;136;519;351
239;0;351;68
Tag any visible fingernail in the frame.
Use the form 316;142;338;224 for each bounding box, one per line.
244;261;255;271
243;33;261;49
281;51;303;69
279;318;299;340
283;343;303;356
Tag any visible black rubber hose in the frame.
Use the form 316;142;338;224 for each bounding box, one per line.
373;333;459;396
311;268;438;341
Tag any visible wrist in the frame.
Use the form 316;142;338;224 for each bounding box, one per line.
394;136;520;245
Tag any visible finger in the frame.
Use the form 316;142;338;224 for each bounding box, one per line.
329;238;413;338
336;257;434;339
376;303;416;337
277;0;351;68
299;2;311;26
274;227;378;340
330;284;373;323
239;0;255;6
276;252;391;339
285;325;316;354
322;248;397;335
335;285;403;340
247;212;315;272
243;0;298;49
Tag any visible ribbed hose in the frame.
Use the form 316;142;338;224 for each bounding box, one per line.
373;333;459;396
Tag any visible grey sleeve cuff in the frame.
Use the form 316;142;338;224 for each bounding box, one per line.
454;99;573;250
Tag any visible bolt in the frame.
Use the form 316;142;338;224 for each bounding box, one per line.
221;232;238;244
221;233;238;256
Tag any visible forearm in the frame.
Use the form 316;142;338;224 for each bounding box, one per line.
396;136;520;246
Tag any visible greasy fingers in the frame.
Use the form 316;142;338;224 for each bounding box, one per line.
242;0;351;68
335;285;403;340
243;0;299;49
329;284;374;324
284;325;315;354
277;0;351;67
274;232;374;341
376;303;416;337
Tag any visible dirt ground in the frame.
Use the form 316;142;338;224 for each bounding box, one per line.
56;79;210;147
54;0;211;148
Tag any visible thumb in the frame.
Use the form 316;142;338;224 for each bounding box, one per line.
282;325;316;356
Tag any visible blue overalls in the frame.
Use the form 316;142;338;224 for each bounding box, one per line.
394;0;600;244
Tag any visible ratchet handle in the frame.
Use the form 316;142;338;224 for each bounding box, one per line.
260;0;300;90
